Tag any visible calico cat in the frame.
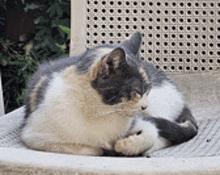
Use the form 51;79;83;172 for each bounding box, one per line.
21;32;198;156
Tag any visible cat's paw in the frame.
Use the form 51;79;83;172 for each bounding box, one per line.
114;134;154;156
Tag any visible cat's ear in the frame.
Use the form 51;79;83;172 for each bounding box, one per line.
91;48;126;80
103;47;126;70
121;32;142;55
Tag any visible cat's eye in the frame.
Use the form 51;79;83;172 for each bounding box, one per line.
133;89;142;95
130;90;141;99
130;91;137;99
130;91;141;103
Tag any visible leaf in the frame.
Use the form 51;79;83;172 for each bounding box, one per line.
56;43;66;53
56;5;63;18
59;25;70;40
47;37;62;52
47;4;63;18
4;78;16;87
35;28;47;40
47;4;56;17
24;3;41;12
16;89;26;106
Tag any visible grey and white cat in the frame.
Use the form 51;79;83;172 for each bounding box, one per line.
21;32;198;156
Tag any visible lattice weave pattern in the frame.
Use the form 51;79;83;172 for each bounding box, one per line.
86;0;220;74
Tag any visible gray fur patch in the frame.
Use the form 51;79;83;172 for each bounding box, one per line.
24;56;80;118
175;106;198;130
142;61;169;87
76;45;115;72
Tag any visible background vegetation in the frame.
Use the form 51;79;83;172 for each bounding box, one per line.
0;0;70;113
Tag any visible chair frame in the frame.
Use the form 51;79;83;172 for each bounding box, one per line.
1;0;220;174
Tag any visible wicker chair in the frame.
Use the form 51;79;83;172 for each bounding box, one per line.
1;0;220;174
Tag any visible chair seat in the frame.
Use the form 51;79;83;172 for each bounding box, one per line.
0;72;220;174
0;108;220;174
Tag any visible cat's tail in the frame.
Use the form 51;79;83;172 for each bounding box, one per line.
143;107;198;145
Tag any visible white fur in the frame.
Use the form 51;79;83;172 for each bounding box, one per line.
22;67;140;155
22;49;187;156
115;117;161;155
129;117;158;139
143;137;171;156
114;116;172;156
113;80;184;155
146;81;184;121
45;73;64;101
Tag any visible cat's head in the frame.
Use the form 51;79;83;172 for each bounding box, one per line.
88;32;150;116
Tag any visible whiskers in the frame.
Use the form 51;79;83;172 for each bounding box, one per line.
86;101;138;119
97;109;124;117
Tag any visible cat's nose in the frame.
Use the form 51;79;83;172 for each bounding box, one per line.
141;106;147;110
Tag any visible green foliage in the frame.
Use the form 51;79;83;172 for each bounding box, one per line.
29;0;70;60
1;0;70;113
2;55;38;112
59;25;71;40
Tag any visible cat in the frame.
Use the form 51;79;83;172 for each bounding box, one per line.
21;32;198;156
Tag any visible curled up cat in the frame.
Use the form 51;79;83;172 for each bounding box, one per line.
21;32;198;156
